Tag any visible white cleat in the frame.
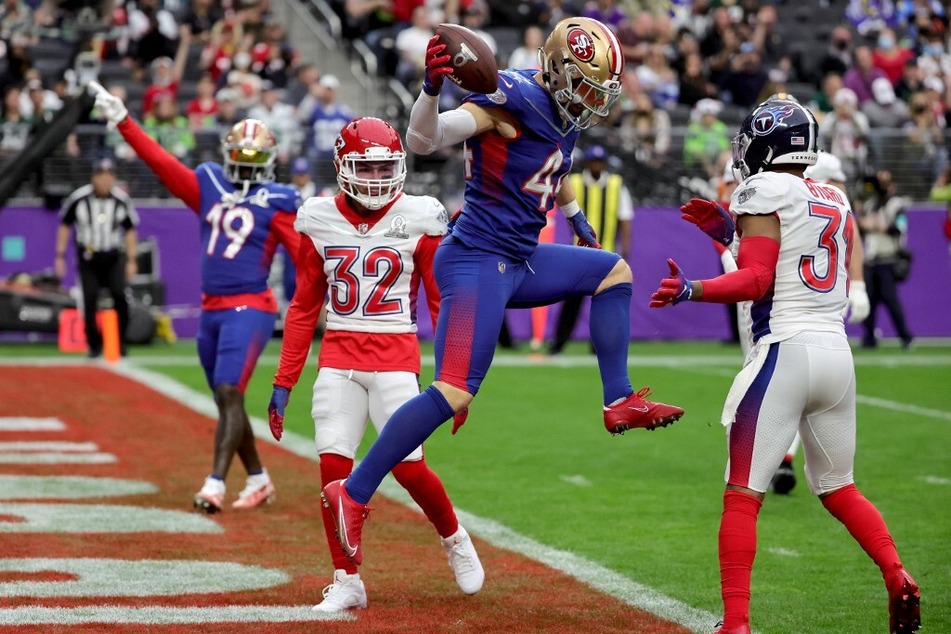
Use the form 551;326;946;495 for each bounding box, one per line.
312;569;367;612
193;476;225;514
441;524;484;595
232;470;276;509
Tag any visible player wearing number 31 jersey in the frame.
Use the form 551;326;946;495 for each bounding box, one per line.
89;82;301;514
651;98;919;634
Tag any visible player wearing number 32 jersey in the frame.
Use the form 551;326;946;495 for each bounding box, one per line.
90;82;301;514
650;98;920;634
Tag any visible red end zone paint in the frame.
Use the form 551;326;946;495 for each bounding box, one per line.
0;366;692;634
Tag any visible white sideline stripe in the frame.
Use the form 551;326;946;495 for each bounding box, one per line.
5;352;949;368
0;453;116;464
0;441;98;452
106;363;724;634
855;395;951;422
0;417;65;431
0;606;354;625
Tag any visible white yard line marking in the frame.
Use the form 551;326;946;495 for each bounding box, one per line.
0;442;99;452
559;475;592;487
0;606;353;624
0;475;157;500
918;476;950;486
0;453;116;464
105;363;724;634
765;547;800;557
0;417;65;432
855;395;951;422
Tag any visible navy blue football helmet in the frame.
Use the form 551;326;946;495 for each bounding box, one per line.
732;99;818;180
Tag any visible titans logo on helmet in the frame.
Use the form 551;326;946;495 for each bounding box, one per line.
752;104;796;136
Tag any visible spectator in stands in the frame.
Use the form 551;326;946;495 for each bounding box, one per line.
809;72;844;119
750;4;784;67
0;84;30;158
858;170;914;349
922;75;947;119
237;0;268;43
718;41;769;108
637;44;679;109
818;87;870;195
916;27;951;80
683;97;730;178
213;88;245;129
618;90;671;166
903;89;947;184
617;10;655;68
872;27;914;85
248;81;299;164
252;22;298;88
678;50;718;106
0;32;32;95
186;73;220;131
863;76;910;128
583;0;626;32
304;74;353;188
0;0;34;43
225;50;263;110
700;6;732;62
201;16;246;86
894;58;924;102
142;51;185;117
845;0;901;37
460;0;497;57
844;45;888;105
394;5;433;88
289;156;318;199
508;24;544;70
180;0;223;45
20;75;62;118
143;95;195;163
817;26;853;81
128;0;179;76
285;62;320;111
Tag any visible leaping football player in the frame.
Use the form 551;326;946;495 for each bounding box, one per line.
320;17;684;569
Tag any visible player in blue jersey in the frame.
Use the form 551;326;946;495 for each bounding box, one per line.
90;82;302;514
321;17;684;567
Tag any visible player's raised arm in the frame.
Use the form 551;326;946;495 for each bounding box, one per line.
88;81;201;211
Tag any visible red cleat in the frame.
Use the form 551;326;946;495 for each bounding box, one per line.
711;623;750;634
886;568;921;633
603;387;684;435
321;479;371;566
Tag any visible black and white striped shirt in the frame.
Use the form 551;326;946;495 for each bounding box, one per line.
60;185;139;253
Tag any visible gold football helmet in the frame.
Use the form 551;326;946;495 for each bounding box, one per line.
538;17;624;131
221;119;278;184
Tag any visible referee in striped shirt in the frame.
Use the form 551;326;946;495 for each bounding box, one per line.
55;158;139;358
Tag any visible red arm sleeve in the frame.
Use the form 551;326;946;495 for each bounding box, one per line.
697;236;779;303
273;236;329;389
270;212;302;264
116;117;201;211
414;234;442;329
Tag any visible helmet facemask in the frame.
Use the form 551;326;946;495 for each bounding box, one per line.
221;119;278;186
336;147;406;210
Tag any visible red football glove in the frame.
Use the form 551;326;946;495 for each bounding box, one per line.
452;407;468;435
649;259;694;308
267;386;290;441
681;198;736;247
422;35;453;96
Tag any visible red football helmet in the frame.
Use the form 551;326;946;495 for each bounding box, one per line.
333;117;406;210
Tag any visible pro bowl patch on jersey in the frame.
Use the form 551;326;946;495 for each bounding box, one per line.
487;89;507;105
752;104;796;136
737;187;756;204
384;215;409;239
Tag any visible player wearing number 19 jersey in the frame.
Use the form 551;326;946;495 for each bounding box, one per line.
108;112;301;514
320;17;684;572
650;98;919;634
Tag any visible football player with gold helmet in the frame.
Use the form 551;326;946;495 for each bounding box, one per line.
89;81;302;515
320;18;684;572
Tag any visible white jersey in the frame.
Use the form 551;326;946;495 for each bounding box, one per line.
730;172;852;343
294;193;449;334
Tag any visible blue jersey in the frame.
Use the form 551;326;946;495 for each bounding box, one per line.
452;69;580;260
195;163;302;297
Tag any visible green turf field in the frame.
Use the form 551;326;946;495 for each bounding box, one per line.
6;339;949;633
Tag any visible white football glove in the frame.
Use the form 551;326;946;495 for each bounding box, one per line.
848;280;870;324
87;80;128;128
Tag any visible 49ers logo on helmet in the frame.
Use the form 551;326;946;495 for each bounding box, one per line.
567;28;595;62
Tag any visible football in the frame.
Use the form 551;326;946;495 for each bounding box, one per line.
434;23;498;94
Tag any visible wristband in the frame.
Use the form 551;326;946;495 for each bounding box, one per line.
560;200;581;218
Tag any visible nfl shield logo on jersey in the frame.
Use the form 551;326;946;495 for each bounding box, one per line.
384;215;409;239
498;261;506;274
357;222;370;235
